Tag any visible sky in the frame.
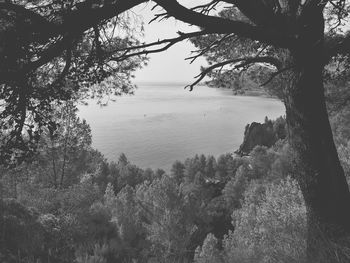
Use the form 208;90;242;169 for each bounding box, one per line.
131;1;350;83
132;1;208;83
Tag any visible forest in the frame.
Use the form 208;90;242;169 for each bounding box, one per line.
0;78;349;263
1;0;350;262
0;104;295;263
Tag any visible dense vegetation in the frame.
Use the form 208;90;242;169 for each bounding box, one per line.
1;92;349;262
1;1;350;262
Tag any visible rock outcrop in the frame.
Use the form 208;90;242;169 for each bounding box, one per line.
235;117;286;156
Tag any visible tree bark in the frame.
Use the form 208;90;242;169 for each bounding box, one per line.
283;9;350;262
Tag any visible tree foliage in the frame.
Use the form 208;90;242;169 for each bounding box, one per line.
0;0;146;164
1;0;350;262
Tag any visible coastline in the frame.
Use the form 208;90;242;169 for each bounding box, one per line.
205;84;277;99
135;81;277;99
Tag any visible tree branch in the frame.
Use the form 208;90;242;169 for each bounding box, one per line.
186;33;237;64
153;0;296;48
0;3;57;41
186;56;281;90
0;0;146;83
191;0;221;15
111;30;211;61
260;66;293;87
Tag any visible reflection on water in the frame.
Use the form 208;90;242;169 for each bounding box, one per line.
78;83;285;170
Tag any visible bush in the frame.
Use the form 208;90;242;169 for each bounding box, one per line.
223;177;307;263
194;233;223;263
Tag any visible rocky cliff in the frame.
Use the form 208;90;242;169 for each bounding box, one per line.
235;117;286;156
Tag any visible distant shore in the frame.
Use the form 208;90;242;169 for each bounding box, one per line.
234;89;275;98
135;81;277;99
205;84;276;99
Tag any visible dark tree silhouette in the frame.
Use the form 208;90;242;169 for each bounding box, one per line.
1;0;350;261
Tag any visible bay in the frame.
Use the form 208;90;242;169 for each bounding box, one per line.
78;83;285;171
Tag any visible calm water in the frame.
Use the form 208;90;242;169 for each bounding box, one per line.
78;83;285;170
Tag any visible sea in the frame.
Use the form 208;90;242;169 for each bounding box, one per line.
78;82;285;171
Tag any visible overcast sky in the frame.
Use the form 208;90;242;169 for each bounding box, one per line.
132;1;208;83
131;2;350;83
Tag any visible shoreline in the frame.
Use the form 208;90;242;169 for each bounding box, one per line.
135;81;278;100
206;85;277;99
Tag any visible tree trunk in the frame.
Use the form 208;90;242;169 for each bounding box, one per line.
284;10;350;262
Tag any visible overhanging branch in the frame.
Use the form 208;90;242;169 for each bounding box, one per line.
153;0;296;48
0;0;147;83
186;56;281;91
186;33;237;64
111;30;211;61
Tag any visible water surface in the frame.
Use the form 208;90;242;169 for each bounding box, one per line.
78;83;285;170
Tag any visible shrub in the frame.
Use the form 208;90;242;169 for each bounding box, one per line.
223;177;307;263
